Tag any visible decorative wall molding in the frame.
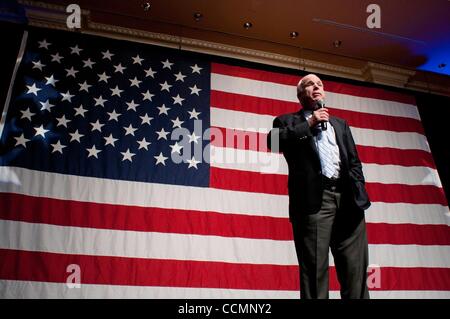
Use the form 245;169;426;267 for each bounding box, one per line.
17;0;450;97
20;0;90;30
405;81;450;97
363;62;416;88
89;21;364;81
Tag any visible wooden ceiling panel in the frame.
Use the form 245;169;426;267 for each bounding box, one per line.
28;0;450;78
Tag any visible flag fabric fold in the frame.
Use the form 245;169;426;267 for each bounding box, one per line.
0;27;449;299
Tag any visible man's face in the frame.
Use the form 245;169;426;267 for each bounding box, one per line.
298;74;325;109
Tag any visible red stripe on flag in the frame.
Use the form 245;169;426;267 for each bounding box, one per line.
356;145;436;169
0;193;291;240
366;183;448;206
323;82;417;106
331;108;424;134
211;90;298;116
328;267;450;291
211;92;424;133
1;249;450;290
211;127;269;152
211;127;435;168
1;193;449;245
212;63;416;105
212;62;299;86
366;223;450;245
0;249;298;290
210;166;287;195
210;167;448;205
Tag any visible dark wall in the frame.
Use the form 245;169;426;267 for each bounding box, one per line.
0;21;448;206
416;93;450;204
0;21;24;117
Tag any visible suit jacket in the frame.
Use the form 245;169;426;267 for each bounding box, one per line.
267;110;371;221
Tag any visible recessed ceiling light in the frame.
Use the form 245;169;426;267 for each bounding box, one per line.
193;12;203;22
243;22;253;29
333;40;342;48
290;31;299;39
142;2;150;11
438;63;447;69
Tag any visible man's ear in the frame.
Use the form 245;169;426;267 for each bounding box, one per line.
298;94;306;107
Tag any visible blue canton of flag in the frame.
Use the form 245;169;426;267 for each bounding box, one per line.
0;29;211;187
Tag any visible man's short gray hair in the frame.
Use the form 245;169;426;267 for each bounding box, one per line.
296;78;305;100
296;74;319;102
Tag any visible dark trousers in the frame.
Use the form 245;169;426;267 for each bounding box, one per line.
291;189;370;299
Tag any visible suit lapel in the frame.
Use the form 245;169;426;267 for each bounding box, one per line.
297;110;320;158
293;110;303;125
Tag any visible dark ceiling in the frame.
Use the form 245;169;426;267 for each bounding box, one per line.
13;0;450;76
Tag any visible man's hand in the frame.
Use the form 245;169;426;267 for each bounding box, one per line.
307;107;329;127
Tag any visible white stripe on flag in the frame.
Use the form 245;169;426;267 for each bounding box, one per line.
210;146;284;174
211;107;274;133
2;280;450;299
0;166;288;218
210;107;431;152
0;280;299;299
1;167;449;226
330;290;450;299
364;163;442;187
210;146;442;187
1;220;450;268
365;202;450;226
351;127;430;152
0;219;298;265
211;73;421;120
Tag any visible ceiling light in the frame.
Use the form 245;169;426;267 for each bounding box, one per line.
290;31;299;39
193;12;203;22
438;63;447;69
243;22;252;29
142;2;150;11
333;40;342;48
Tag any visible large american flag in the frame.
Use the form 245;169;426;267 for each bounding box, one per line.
0;27;449;299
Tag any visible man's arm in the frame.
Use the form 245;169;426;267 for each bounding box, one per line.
344;120;371;209
267;116;313;153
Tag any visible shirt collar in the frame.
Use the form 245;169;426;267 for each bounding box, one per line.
302;109;313;119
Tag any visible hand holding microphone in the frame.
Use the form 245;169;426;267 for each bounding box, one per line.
308;100;329;130
316;100;327;130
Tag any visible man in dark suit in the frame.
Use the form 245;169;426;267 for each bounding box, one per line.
267;74;371;299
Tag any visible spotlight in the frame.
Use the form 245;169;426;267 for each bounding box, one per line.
142;2;150;11
290;31;299;39
243;22;252;29
193;12;203;22
333;40;342;48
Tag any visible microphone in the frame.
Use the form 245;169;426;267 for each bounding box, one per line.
316;100;327;130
